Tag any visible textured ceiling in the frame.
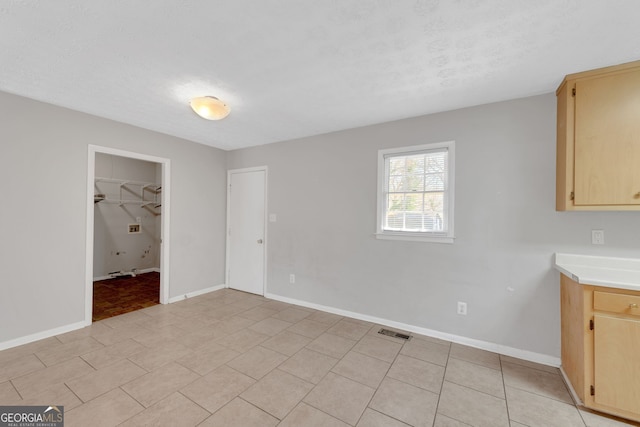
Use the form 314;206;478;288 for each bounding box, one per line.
1;1;640;150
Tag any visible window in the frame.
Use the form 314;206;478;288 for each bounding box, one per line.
376;141;455;243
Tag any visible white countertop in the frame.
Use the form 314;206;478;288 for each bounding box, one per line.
555;253;640;291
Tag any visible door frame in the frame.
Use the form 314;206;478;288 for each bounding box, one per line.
85;145;171;325
226;166;268;295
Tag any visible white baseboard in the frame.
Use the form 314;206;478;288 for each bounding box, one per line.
93;267;160;281
168;284;226;303
265;292;561;368
0;281;224;352
0;321;86;352
1;286;559;367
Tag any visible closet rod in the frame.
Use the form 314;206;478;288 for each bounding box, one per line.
95;198;158;206
95;176;160;188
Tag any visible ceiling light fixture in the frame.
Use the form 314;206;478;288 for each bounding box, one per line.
189;96;230;120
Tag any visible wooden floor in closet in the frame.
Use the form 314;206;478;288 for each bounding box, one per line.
92;272;160;321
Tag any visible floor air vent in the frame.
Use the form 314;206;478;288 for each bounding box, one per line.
378;328;411;340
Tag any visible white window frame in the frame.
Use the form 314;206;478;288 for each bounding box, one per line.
376;141;455;244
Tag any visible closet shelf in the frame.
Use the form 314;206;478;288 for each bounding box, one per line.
95;177;161;192
94;176;162;213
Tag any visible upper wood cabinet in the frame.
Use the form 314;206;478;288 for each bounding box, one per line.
556;60;640;211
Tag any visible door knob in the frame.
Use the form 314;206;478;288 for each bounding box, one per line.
630;303;639;309
257;239;263;244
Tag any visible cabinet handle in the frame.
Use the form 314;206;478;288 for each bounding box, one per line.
630;303;639;309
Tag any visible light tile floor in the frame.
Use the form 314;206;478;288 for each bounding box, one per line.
1;289;638;427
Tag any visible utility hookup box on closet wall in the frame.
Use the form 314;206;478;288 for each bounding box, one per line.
128;224;141;234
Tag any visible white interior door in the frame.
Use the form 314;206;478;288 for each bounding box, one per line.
227;168;266;295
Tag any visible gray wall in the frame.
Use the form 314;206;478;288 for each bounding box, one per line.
3;88;639;358
0;90;227;345
228;93;640;358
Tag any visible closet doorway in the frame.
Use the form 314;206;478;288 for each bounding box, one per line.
85;145;171;325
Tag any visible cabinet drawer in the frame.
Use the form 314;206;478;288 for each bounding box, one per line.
594;291;640;316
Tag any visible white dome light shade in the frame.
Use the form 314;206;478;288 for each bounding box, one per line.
189;96;230;120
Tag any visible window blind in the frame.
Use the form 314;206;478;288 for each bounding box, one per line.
383;148;448;233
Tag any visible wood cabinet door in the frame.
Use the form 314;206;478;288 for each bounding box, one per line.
574;70;640;205
593;313;640;414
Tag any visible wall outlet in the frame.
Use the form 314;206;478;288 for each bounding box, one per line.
289;274;295;284
128;224;141;234
457;301;468;315
591;229;604;245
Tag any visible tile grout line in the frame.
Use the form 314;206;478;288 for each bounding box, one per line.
353;330;411;427
8;378;24;401
175;390;214;422
500;357;561;376
430;338;453;426
443;377;507;400
499;352;514;426
31;351;48;370
62;382;83;410
448;353;502;372
395;351;448;369
282;324;381;426
262;368;318;423
232;394;280;425
506;384;592;411
350;332;396;425
288;335;360;418
364;407;414;427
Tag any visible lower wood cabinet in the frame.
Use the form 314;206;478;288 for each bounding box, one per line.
560;274;640;422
